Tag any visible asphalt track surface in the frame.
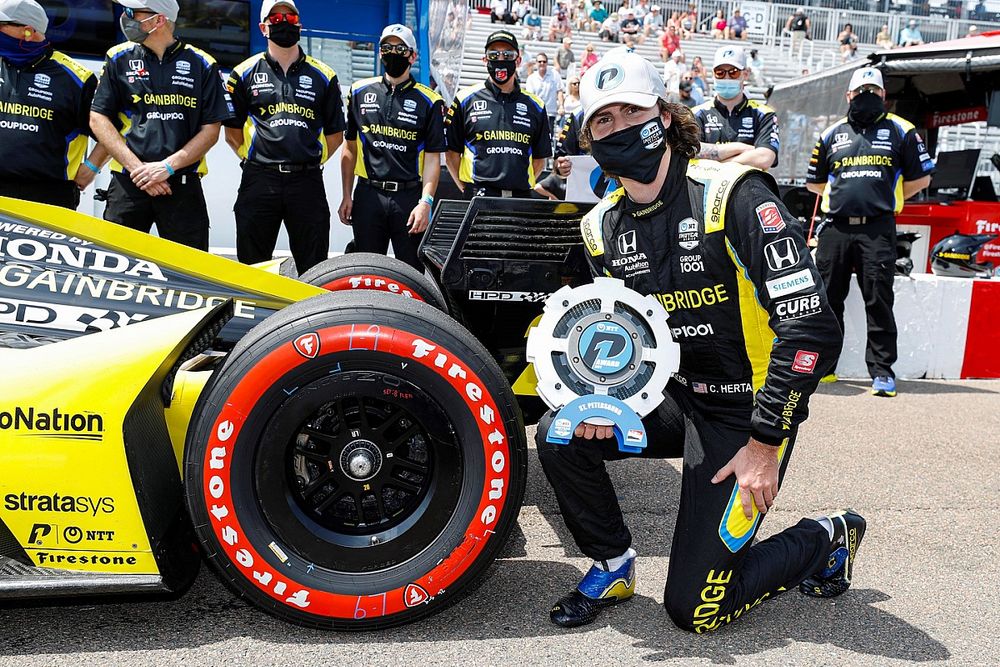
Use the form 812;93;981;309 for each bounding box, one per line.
1;379;998;666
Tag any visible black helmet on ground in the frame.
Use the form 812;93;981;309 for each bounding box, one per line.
895;231;920;276
930;233;998;278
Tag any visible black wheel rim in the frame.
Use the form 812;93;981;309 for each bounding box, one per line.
253;368;465;573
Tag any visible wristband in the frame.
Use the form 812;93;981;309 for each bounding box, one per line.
83;158;101;174
420;194;434;207
162;161;175;176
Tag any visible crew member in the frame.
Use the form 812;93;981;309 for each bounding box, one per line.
806;67;933;397
340;24;443;272
225;0;344;274
445;30;551;198
90;0;232;251
0;0;107;208
693;46;778;170
538;50;863;632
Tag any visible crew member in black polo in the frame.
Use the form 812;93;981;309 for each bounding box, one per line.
0;0;107;208
444;29;551;198
225;0;344;274
693;46;779;170
90;0;232;251
806;67;933;398
340;23;443;272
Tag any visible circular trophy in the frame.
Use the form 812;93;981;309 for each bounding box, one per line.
526;277;679;452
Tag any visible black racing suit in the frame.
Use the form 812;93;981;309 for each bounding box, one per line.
537;153;842;632
807;113;934;378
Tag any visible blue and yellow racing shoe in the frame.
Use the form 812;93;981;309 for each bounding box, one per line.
800;510;867;598
550;556;636;628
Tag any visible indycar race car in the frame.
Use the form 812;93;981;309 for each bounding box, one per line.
0;196;528;630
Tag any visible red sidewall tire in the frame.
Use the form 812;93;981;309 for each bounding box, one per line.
299;253;449;313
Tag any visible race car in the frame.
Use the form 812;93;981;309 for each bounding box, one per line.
0;196;527;630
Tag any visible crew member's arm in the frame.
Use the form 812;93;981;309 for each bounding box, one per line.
90;57;145;174
698;141;753;161
732;105;779;169
804;133;830;197
531;110;553;181
712;175;842;519
407;96;447;234
554;113;579;177
338;84;360;225
322;73;346;158
73;74;108;191
899;126;935;201
222;66;249;154
444;97;466;192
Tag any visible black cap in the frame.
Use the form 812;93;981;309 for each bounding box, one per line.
486;30;519;52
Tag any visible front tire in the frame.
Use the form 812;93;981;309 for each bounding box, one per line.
299;252;449;313
184;292;525;629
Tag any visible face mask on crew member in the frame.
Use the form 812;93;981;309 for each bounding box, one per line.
589;116;667;184
848;90;884;126
714;79;742;100
381;53;410;77
267;21;301;48
120;13;158;44
487;59;516;85
0;32;51;66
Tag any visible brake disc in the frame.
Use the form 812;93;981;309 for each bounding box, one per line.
526;277;679;418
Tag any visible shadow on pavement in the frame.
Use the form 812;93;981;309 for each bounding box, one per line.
816;379;999;397
0;561;950;664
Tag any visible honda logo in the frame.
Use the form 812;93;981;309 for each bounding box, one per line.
364;92;377;103
617;230;637;254
764;238;799;271
254;72;269;84
473;100;487;111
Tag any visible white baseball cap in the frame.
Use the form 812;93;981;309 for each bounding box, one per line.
114;0;179;22
580;50;667;128
713;45;746;70
380;23;416;51
259;0;298;23
848;66;884;91
0;0;48;33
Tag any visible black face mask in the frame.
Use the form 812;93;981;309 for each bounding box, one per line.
589;117;667;184
848;91;884;127
487;60;516;85
382;53;410;78
267;22;300;48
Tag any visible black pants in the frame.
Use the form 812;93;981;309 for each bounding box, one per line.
105;172;209;251
536;382;830;633
0;179;80;209
234;164;330;275
350;180;423;272
815;223;897;378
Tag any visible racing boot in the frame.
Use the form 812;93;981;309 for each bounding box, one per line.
820;373;838;384
800;510;867;598
550;551;636;628
871;376;897;397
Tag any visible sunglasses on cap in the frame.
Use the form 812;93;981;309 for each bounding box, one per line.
267;12;300;25
713;67;742;79
486;49;518;61
123;7;156;19
380;43;411;56
852;84;881;94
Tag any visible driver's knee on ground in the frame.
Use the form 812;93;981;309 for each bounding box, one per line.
662;588;704;633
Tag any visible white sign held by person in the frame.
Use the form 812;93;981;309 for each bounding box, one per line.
566;155;617;203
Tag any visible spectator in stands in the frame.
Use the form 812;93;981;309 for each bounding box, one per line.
875;24;893;49
748;49;767;87
589;0;608;31
710;9;726;39
785;7;810;58
599;12;619;42
517;45;534;80
678;79;699;107
644;5;663;38
899;20;924;47
560;75;583;118
974;0;987;20
555;37;576;76
838;23;857;56
549;8;573;42
620;9;643;43
523;7;542;41
526;52;562;129
491;0;512;25
580;42;599;74
690;55;707;93
634;0;649;21
728;8;748;40
571;1;588;31
511;0;529;23
662;50;682;102
680;3;696;38
660;24;680;60
843;43;859;62
622;34;637;52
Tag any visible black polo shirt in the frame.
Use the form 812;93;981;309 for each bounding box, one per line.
345;75;445;182
225;49;345;166
445;79;551;190
0;50;96;182
806;112;934;218
91;40;232;176
693;96;780;167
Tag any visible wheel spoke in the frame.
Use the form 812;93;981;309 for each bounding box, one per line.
377;407;405;434
387;423;422;448
313;488;345;515
392;456;429;474
301;426;339;447
302;470;334;497
388;475;423;494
